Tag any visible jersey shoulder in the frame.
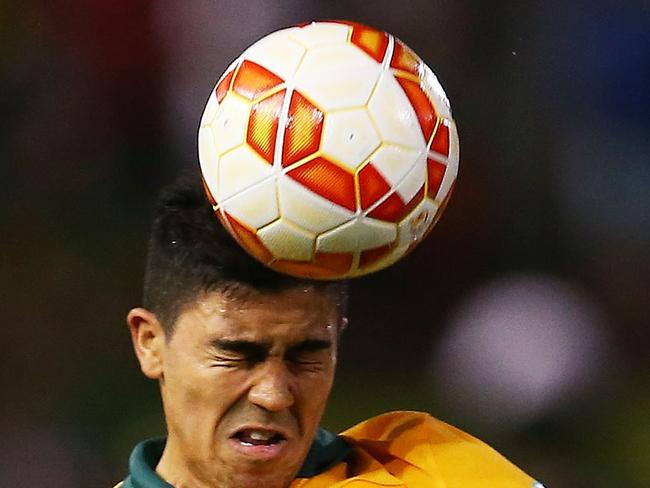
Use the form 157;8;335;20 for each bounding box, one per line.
339;410;539;488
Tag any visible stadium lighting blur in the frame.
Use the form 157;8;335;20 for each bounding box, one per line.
429;273;612;427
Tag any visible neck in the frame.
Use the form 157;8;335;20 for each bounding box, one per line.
156;440;213;488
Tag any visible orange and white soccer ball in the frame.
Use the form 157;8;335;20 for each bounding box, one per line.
198;20;458;279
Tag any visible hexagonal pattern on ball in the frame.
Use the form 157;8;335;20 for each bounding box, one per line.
247;90;286;164
367;144;421;189
287;157;356;211
218;145;274;201
282;91;324;167
395;154;427;203
257;218;315;261
390;39;421;76
316;217;396;253
220;178;279;230
426;157;446;200
419;64;453;121
395;76;437;142
288;22;350;48
242;29;305;81
320;109;381;172
396;197;440;248
430;119;459;202
356;244;406;277
349;23;389;63
210;95;250;156
367;72;425;149
198;127;220;199
232;60;284;102
277;175;354;234
294;43;383;111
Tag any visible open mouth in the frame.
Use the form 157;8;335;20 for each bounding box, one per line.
232;428;287;447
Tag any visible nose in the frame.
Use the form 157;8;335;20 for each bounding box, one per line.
247;359;295;412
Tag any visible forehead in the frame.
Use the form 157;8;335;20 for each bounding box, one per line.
176;285;340;342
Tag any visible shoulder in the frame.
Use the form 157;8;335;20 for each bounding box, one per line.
340;411;540;488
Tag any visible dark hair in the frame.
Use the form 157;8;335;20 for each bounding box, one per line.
142;171;348;333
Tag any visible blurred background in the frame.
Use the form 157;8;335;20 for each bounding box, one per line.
1;0;648;486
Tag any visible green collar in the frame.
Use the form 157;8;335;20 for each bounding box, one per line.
122;429;352;487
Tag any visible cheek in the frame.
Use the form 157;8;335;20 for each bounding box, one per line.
162;358;235;416
298;373;335;417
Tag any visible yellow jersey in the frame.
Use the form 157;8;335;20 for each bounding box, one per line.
115;411;542;487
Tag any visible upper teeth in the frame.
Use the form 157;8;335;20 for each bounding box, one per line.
249;430;273;441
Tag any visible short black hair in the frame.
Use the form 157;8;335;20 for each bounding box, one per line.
142;171;348;334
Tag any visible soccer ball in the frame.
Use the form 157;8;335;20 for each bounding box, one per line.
198;20;458;279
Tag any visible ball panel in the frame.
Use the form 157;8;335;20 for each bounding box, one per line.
366;174;426;223
353;245;408;276
313;251;355;274
221;211;274;264
209;95;250;155
288;22;350;48
232;60;284;101
390;39;421;76
294;43;382;110
395;76;437;142
419;65;453;120
350;23;389;63
320;109;381;171
426;157;446;199
287;157;356;212
243;31;305;81
270;257;348;280
216;68;235;104
434;120;459;201
396;197;439;248
358;242;396;269
198;127;220;199
367;72;425;149
277;176;354;234
395;156;426;203
247;89;285;164
257;218;315;261
200;91;220;128
367;192;407;222
430;118;450;156
368;144;420;188
316;217;396;253
358;163;391;211
220;178;279;229
431;180;455;229
447;118;460;170
218;145;274;201
282;91;323;167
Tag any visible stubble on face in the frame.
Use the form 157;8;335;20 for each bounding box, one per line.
155;285;341;488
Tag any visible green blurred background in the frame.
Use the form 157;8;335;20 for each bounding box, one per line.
1;1;649;486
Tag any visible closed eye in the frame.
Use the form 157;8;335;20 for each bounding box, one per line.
210;339;269;364
286;339;331;364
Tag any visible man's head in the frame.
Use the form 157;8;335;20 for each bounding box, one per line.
127;174;348;488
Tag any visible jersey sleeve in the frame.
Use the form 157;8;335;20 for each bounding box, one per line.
340;411;539;488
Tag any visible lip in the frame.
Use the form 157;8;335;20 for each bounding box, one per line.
228;436;288;459
228;425;291;460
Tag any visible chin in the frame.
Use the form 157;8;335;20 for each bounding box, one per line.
230;470;295;488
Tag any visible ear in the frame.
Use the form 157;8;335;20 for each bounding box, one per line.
127;307;166;380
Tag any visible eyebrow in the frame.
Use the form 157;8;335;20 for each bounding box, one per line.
210;338;332;357
287;339;332;354
211;339;271;359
